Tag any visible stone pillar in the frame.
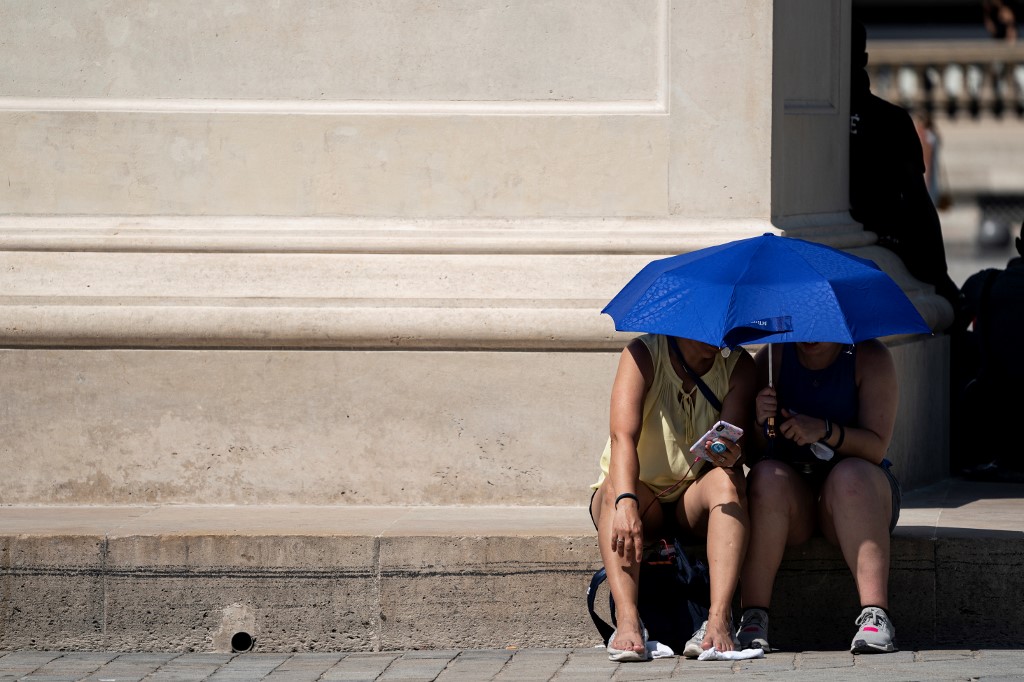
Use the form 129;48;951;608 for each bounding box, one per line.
0;0;947;503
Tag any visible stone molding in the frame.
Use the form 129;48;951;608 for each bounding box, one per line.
0;216;950;349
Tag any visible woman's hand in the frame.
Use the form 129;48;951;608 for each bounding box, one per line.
698;436;742;468
610;498;644;563
755;385;778;429
779;408;826;446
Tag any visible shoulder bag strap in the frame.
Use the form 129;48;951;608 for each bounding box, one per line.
666;338;723;412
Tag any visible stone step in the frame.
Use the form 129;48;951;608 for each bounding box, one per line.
2;478;1021;653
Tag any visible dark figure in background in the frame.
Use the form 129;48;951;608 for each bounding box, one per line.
983;0;1019;42
953;220;1024;479
849;19;963;322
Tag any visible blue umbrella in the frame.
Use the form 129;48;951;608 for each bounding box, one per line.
603;233;931;347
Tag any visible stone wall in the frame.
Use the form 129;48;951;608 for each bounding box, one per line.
0;0;951;504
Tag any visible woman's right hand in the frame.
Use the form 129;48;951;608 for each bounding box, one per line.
611;498;644;563
755;385;778;430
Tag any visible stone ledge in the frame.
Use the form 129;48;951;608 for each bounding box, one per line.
1;479;1022;652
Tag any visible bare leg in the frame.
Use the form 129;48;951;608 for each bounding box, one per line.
678;466;748;652
819;459;893;608
591;484;666;654
740;460;816;610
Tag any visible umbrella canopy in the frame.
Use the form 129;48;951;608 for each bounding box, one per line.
603;233;931;347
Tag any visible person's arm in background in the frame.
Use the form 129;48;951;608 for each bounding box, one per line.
898;107;964;314
983;0;999;37
913;115;935;195
1000;1;1019;41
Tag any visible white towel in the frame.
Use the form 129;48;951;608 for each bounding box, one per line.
697;647;765;661
646;640;675;659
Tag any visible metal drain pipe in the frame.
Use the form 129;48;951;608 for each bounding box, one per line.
231;631;255;653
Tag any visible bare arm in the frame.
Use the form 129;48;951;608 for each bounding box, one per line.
605;338;653;561
716;349;757;466
842;339;899;464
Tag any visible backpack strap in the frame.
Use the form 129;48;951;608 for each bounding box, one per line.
586;568;615;645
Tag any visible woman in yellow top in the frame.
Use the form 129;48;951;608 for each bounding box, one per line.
590;334;756;661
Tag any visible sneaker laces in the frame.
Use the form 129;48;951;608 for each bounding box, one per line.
855;607;888;630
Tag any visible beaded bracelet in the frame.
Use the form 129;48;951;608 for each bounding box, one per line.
614;492;639;509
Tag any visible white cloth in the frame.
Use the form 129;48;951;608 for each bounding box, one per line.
646;640;675;659
696;647;765;661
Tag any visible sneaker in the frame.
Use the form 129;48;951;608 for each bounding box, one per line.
850;606;897;654
736;608;771;652
682;618;739;659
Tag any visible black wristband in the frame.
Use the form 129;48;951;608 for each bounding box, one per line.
821;418;833;443
834;424;846;451
614;492;639;509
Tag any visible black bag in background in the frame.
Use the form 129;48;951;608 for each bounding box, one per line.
586;537;710;653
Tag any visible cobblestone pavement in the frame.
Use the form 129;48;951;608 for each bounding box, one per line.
3;648;1024;681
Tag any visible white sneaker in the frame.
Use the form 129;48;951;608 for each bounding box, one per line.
850;606;897;654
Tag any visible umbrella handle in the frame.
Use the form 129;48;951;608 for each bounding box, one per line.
765;343;776;438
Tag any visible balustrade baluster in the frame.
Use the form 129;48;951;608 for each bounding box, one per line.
864;40;1024;119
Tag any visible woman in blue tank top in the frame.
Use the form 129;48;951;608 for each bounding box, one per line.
734;340;903;656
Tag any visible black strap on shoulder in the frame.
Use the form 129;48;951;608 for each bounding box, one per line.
666;338;723;412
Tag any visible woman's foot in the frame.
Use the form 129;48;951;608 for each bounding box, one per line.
683;616;739;658
607;621;649;662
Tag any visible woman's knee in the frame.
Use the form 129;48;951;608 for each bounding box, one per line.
827;456;884;493
701;466;747;505
746;460;798;504
822;459;889;507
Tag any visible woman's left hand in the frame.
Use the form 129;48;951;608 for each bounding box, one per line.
701;437;741;468
779;408;824;446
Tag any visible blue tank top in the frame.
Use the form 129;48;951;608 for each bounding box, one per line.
772;344;859;466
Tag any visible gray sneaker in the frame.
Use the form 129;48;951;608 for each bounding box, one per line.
850;606;897;654
682;618;739;658
736;608;771;652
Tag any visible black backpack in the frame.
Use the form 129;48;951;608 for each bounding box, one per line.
587;537;710;653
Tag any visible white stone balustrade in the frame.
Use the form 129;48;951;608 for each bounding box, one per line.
867;39;1024;117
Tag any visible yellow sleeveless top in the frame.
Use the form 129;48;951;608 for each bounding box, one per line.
591;334;740;502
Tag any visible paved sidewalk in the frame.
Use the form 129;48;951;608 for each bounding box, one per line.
3;648;1024;681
